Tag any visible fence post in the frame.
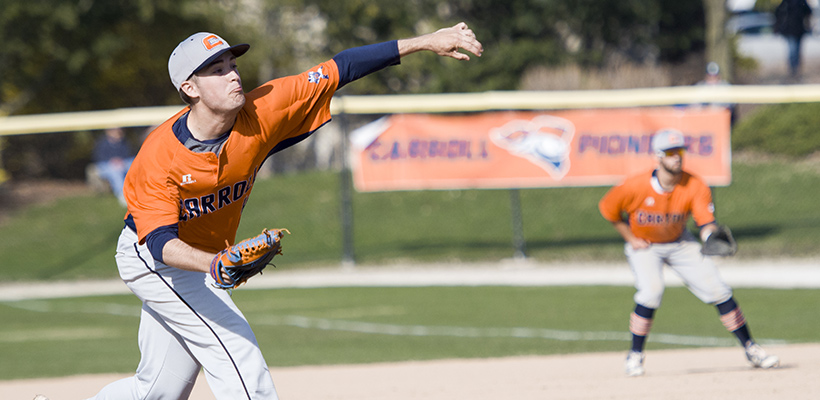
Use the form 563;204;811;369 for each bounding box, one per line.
509;188;527;260
338;108;356;267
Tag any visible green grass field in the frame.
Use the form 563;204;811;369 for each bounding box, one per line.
2;285;817;380
1;157;820;380
3;158;820;281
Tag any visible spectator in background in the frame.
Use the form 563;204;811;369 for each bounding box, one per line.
698;62;728;88
696;62;736;125
774;0;813;79
93;127;134;206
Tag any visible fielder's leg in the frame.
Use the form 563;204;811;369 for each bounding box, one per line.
715;297;779;368
623;243;667;376
629;304;655;354
716;297;751;345
668;237;779;368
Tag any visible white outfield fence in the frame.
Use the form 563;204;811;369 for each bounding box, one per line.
3;85;820;136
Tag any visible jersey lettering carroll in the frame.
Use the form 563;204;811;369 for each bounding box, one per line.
179;176;253;221
598;169;715;243
123;60;340;253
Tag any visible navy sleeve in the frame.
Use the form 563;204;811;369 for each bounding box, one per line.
333;40;401;89
145;224;179;263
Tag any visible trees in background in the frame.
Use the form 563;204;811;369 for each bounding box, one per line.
2;0;713;112
0;0;252;179
0;0;715;180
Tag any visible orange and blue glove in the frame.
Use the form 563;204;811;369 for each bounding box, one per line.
210;228;289;289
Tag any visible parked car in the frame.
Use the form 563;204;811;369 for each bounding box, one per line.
726;11;776;35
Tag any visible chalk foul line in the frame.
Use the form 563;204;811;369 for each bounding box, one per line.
254;315;788;347
2;300;788;347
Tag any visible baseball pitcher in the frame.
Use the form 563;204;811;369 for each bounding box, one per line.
79;23;483;400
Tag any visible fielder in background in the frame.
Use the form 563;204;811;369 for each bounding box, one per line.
82;23;482;400
598;128;779;377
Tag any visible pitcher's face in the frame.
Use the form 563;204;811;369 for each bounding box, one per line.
190;52;245;113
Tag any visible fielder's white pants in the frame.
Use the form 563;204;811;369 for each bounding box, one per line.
88;227;278;400
625;231;733;309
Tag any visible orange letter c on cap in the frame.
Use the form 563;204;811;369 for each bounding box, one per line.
202;35;224;50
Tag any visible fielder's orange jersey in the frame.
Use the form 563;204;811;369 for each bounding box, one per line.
598;169;716;243
124;60;339;253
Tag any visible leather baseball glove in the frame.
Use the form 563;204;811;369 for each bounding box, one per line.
210;228;290;289
701;225;737;257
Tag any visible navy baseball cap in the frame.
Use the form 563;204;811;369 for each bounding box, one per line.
168;32;250;90
652;129;686;153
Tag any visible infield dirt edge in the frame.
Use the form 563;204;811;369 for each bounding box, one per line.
4;342;818;400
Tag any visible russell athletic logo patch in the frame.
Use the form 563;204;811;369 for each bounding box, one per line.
181;174;196;185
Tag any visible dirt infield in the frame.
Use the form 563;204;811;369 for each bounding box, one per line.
4;342;819;400
3;260;818;399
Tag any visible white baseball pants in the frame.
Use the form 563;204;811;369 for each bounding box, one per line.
625;231;733;309
87;227;278;400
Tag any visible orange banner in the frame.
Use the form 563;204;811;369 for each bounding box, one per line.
350;107;731;192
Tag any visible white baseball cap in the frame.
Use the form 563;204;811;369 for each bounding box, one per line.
706;61;720;76
168;32;250;90
652;128;686;153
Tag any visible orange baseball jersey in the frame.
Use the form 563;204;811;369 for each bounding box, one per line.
124;60;340;253
598;169;716;243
